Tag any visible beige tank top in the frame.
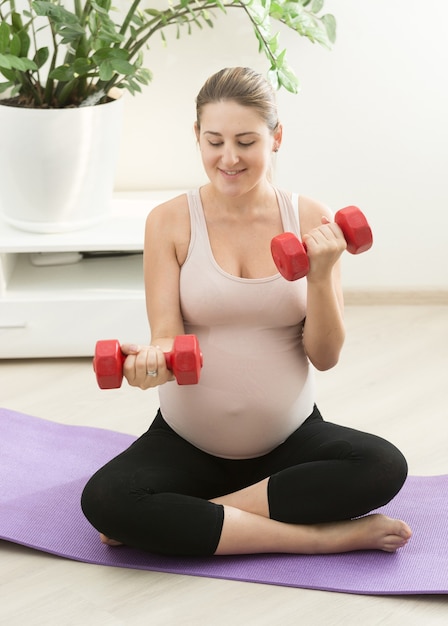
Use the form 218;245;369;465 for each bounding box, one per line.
158;188;315;459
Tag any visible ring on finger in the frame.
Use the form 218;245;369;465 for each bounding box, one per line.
146;369;158;377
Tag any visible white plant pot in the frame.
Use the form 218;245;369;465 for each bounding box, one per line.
0;95;124;233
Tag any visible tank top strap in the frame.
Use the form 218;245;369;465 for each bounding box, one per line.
185;188;212;268
186;188;205;237
274;188;301;238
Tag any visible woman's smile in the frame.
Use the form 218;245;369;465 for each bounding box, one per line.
219;167;246;179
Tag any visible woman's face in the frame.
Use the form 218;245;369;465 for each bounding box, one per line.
195;100;281;197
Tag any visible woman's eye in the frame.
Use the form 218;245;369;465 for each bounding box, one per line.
206;141;255;148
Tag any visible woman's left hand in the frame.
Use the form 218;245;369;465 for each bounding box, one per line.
303;216;347;282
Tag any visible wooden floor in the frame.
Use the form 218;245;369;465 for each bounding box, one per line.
1;305;447;625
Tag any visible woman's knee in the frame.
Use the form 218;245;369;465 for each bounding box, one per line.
363;436;408;504
80;472;107;528
385;442;408;490
80;466;127;532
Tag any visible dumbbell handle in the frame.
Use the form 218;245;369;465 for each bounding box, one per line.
93;335;203;389
271;205;373;281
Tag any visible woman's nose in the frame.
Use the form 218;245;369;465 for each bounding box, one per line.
220;144;239;166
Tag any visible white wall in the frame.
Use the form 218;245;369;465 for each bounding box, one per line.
114;0;448;291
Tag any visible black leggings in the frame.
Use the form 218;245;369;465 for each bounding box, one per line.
81;406;408;556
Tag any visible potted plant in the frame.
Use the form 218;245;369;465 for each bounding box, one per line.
0;0;336;232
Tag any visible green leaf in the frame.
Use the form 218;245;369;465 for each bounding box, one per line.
123;82;137;96
214;0;227;12
124;77;142;94
89;12;98;34
9;33;22;57
311;0;324;13
321;14;336;44
32;1;79;25
130;14;145;28
97;28;124;45
58;24;86;44
0;54;35;72
0;53;12;70
92;47;130;61
134;67;152;85
17;30;31;58
73;57;92;76
7;56;38;72
34;47;50;69
98;59;114;81
144;9;163;17
276;64;299;93
275;48;287;67
49;64;75;81
94;0;113;11
57;78;79;106
0;22;10;55
268;31;280;54
110;58;135;75
90;1;111;16
0;67;15;81
9;84;21;97
0;81;13;94
11;12;23;33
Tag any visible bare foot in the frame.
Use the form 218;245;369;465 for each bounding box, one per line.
100;533;124;547
314;514;412;554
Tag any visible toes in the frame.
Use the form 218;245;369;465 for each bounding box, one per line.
384;534;410;552
99;533;123;546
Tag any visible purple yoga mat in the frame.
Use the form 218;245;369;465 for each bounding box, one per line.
1;407;447;595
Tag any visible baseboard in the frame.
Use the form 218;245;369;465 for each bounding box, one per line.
344;290;448;305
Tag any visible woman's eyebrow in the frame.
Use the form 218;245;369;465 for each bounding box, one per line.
203;131;260;137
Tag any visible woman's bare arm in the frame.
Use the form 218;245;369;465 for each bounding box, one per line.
299;196;346;371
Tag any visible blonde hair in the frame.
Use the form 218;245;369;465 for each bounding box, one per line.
196;67;279;134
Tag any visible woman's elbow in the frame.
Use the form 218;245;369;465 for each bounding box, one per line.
306;342;343;371
310;353;340;372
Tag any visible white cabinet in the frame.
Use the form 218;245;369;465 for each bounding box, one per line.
0;191;178;358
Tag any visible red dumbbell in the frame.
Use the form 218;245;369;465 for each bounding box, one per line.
93;334;203;389
271;205;373;281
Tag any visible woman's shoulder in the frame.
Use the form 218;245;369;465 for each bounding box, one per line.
145;192;191;236
144;193;192;266
147;192;190;223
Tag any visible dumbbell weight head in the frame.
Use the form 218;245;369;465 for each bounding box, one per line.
165;334;203;385
93;339;125;389
335;206;373;254
271;232;310;282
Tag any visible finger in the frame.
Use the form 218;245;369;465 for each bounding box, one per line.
316;222;345;245
153;345;176;381
120;343;140;355
145;346;160;379
305;225;335;247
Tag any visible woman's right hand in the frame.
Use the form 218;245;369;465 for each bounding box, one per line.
121;344;175;390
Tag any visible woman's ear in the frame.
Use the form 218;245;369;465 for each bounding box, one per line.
274;124;283;150
194;121;200;142
273;123;283;152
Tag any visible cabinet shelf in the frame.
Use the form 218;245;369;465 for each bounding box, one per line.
0;191;180;358
6;253;144;301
